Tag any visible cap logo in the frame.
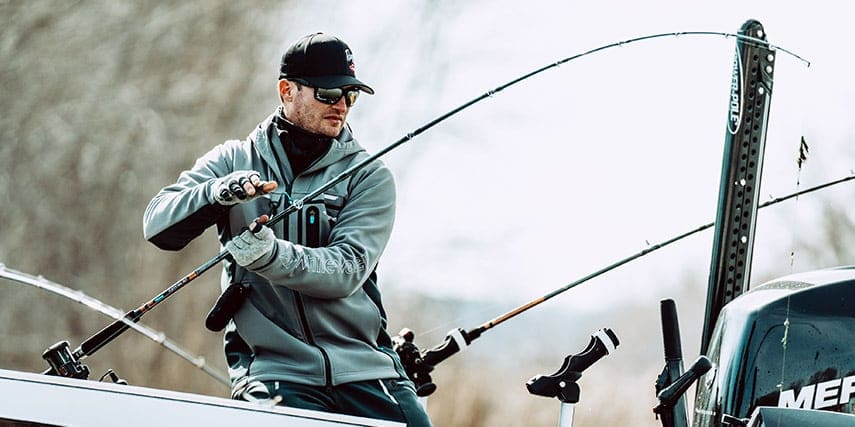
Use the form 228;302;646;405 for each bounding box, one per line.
345;48;355;72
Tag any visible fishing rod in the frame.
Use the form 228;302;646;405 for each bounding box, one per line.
0;264;229;386
63;29;811;375
393;172;855;396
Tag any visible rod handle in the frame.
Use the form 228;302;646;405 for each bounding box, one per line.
420;328;473;367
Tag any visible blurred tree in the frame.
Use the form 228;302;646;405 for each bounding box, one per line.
0;0;281;394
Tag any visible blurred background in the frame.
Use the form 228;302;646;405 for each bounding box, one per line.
1;1;853;425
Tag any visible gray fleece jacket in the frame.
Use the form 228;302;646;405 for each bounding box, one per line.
143;112;407;392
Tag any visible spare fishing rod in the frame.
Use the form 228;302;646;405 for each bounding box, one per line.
0;264;229;386
56;29;811;377
392;172;855;396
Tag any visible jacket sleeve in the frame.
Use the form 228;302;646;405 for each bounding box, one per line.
143;143;235;250
248;161;396;299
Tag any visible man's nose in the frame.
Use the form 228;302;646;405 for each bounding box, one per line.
332;96;348;111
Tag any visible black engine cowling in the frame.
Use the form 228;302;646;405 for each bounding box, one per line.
694;266;855;425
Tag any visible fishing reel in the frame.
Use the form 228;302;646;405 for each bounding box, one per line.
392;326;480;397
392;328;437;397
42;341;90;379
42;340;128;385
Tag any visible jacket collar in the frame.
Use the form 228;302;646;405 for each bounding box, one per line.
250;110;365;184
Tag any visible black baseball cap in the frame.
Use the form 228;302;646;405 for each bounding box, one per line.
279;33;374;94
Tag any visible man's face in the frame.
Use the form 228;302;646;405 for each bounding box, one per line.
281;81;351;138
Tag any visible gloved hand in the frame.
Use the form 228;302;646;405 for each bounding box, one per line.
211;170;277;206
226;216;277;268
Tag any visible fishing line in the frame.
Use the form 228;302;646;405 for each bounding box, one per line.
414;172;855;341
0;264;230;387
79;28;811;361
790;136;811;273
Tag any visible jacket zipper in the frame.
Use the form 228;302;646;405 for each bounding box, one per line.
286;176;334;391
294;293;333;390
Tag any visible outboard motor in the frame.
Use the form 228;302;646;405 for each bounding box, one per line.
693;266;855;425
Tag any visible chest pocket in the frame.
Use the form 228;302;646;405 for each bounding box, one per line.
304;204;323;248
293;192;345;248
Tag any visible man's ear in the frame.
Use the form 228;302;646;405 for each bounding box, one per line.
278;79;292;103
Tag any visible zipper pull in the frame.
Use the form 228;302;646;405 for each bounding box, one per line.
267;192;292;216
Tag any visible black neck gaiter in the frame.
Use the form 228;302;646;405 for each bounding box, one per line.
274;108;333;177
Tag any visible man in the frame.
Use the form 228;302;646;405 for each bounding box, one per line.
143;33;431;426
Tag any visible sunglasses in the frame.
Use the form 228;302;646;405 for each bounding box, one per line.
313;86;360;107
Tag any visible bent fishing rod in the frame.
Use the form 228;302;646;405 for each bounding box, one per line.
61;29;810;374
392;172;855;396
0;264;229;386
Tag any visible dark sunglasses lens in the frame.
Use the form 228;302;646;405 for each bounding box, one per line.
314;87;342;105
345;89;359;106
314;87;359;106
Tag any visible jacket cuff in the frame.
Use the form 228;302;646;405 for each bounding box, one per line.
247;241;279;271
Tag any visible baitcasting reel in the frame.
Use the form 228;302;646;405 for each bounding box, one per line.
42;340;127;384
42;340;89;379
